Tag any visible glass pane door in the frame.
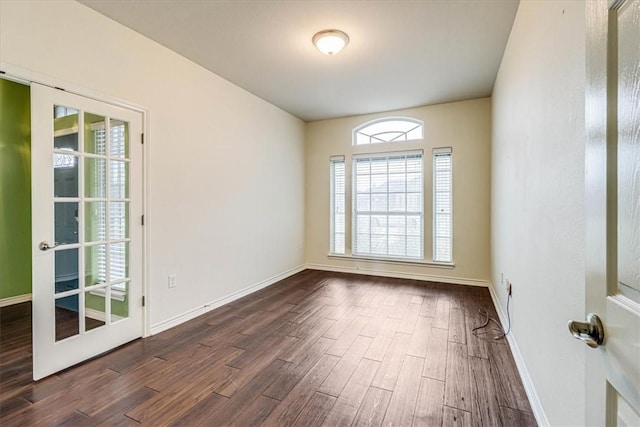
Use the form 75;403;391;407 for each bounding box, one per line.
52;107;132;341
32;83;143;380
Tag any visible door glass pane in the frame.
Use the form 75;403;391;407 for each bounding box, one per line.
55;294;79;341
54;202;79;244
85;202;106;243
55;248;78;293
53;154;78;197
85;158;106;198
110;119;129;158
111;283;129;320
53;106;78;150
109;242;128;281
53;134;78;151
110;202;129;239
110;160;129;199
85;244;107;287
85;288;106;332
85;113;107;155
617;0;640;303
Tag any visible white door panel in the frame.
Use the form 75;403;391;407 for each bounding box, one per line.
584;0;640;424
31;83;143;380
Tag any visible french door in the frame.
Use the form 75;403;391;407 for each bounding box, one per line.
31;83;144;380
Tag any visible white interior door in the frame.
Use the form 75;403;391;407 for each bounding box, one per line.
31;83;144;381
584;0;640;425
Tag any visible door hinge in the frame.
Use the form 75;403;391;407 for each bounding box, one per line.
142;296;146;307
141;215;145;226
141;133;144;144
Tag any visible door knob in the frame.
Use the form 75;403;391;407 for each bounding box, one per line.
568;313;605;348
39;241;60;251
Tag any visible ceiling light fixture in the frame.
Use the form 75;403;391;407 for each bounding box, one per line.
312;29;349;56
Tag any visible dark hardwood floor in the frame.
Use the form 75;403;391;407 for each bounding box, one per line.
0;269;537;426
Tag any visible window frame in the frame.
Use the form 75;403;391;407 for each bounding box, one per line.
353;117;424;146
328;116;455;268
351;150;424;261
432;147;453;263
329;156;346;255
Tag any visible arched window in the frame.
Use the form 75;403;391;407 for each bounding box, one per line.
330;115;452;264
353;117;423;145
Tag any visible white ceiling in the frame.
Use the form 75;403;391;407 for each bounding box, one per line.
79;0;519;122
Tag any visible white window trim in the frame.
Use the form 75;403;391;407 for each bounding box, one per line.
328;252;454;269
353;116;424;146
352;149;424;160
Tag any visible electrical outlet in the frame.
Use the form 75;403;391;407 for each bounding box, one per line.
504;277;510;292
168;274;177;288
507;281;512;296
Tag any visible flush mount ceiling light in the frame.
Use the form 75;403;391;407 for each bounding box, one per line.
312;29;349;56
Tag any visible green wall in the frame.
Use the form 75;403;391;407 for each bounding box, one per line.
0;78;32;300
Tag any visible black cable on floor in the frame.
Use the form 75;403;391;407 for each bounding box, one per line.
471;292;511;341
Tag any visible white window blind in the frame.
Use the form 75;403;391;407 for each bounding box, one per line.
330;156;345;254
352;151;423;259
433;148;452;263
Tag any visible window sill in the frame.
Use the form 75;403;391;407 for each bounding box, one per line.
328;253;455;269
89;287;127;302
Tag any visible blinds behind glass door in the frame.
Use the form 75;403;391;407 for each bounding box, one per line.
91;124;128;285
433;148;452;262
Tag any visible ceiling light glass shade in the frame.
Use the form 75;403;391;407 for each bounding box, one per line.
313;30;349;55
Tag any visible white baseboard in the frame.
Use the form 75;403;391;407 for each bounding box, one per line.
305;262;491;288
150;264;306;335
0;293;32;307
487;284;549;427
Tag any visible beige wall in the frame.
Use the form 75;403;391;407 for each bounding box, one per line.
0;0;306;330
491;1;586;425
305;98;491;284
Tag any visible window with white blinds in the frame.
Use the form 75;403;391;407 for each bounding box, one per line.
433;148;452;263
352;151;423;259
330;156;346;254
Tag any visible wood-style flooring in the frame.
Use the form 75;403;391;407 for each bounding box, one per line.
0;269;537;426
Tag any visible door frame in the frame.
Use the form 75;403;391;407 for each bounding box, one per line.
585;0;609;424
0;61;151;338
